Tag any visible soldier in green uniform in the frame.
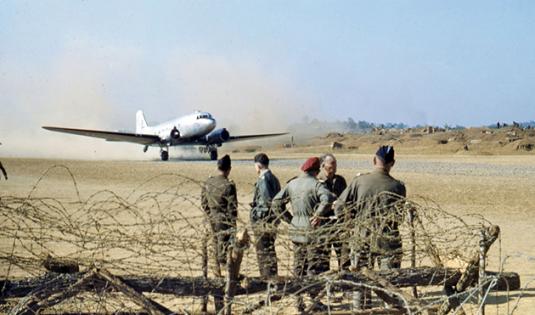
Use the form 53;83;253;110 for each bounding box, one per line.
272;157;335;311
318;153;347;270
335;145;406;308
0;160;7;180
335;145;406;270
201;154;238;266
272;156;336;275
250;153;281;279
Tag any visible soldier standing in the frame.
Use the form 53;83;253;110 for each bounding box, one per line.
0;143;7;181
318;153;347;270
0;160;7;180
336;145;406;269
318;154;346;197
201;154;238;267
335;145;406;307
250;153;281;279
272;157;335;311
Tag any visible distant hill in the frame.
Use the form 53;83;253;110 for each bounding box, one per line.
288;117;410;136
284;125;535;155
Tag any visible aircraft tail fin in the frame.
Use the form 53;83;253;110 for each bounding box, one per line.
136;110;148;133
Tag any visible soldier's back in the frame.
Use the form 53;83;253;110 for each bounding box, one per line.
287;174;320;216
356;170;405;199
204;175;234;211
260;170;281;197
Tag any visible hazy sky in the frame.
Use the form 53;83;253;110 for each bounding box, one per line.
2;0;535;133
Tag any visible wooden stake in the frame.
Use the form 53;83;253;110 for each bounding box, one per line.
94;268;174;315
479;229;486;315
224;229;250;315
201;233;209;314
408;206;418;298
9;269;97;315
361;268;429;315
438;225;500;315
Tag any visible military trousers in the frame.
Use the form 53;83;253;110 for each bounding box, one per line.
252;223;278;278
355;232;402;271
327;227;352;270
353;240;402;309
209;220;235;266
292;240;330;277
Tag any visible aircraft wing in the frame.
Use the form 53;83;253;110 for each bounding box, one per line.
226;132;289;142
42;126;161;145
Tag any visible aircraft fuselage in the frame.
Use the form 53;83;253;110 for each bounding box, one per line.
141;111;216;145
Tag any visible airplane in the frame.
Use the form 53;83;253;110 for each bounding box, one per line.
43;110;288;161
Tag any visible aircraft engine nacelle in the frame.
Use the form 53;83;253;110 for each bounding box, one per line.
205;128;230;144
170;127;180;139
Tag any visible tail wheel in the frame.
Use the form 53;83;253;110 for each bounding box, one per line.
210;150;218;161
161;150;169;161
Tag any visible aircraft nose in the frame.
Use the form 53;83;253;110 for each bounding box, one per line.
204;118;216;131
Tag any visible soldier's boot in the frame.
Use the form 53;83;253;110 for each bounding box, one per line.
295;295;306;313
379;254;402;271
257;248;278;279
310;300;329;312
352;288;372;310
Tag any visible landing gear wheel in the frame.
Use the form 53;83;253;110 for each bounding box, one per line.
210;150;218;161
161;150;169;161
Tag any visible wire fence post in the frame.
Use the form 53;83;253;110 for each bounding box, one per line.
201;232;208;314
479;229;486;315
408;205;418;298
349;237;363;311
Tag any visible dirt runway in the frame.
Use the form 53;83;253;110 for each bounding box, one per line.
1;152;534;314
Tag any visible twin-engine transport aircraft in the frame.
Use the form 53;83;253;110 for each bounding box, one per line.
43;110;288;161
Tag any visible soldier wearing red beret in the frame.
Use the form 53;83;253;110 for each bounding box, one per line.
272;156;336;311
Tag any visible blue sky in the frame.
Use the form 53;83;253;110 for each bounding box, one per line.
2;0;535;130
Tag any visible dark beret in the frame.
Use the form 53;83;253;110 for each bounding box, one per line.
254;153;269;166
301;157;320;172
376;145;395;164
217;154;232;171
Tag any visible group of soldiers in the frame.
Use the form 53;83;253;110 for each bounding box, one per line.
200;145;406;310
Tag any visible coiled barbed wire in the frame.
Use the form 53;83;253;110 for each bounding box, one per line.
0;165;529;314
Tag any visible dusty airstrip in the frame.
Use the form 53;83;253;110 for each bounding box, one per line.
1;150;534;314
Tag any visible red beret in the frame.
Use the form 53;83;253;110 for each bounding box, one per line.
301;157;320;172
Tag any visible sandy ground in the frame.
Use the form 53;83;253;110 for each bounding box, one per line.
1;152;535;314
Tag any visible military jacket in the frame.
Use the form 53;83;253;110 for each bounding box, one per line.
334;169;406;219
272;173;335;243
334;169;406;253
318;173;347;219
318;173;347;198
251;169;281;223
201;174;238;228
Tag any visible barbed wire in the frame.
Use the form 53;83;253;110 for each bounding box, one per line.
0;165;530;314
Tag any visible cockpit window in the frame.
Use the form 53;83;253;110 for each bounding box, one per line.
197;114;211;119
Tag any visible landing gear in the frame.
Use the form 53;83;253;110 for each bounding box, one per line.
160;149;169;161
199;145;219;160
210;149;218;161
